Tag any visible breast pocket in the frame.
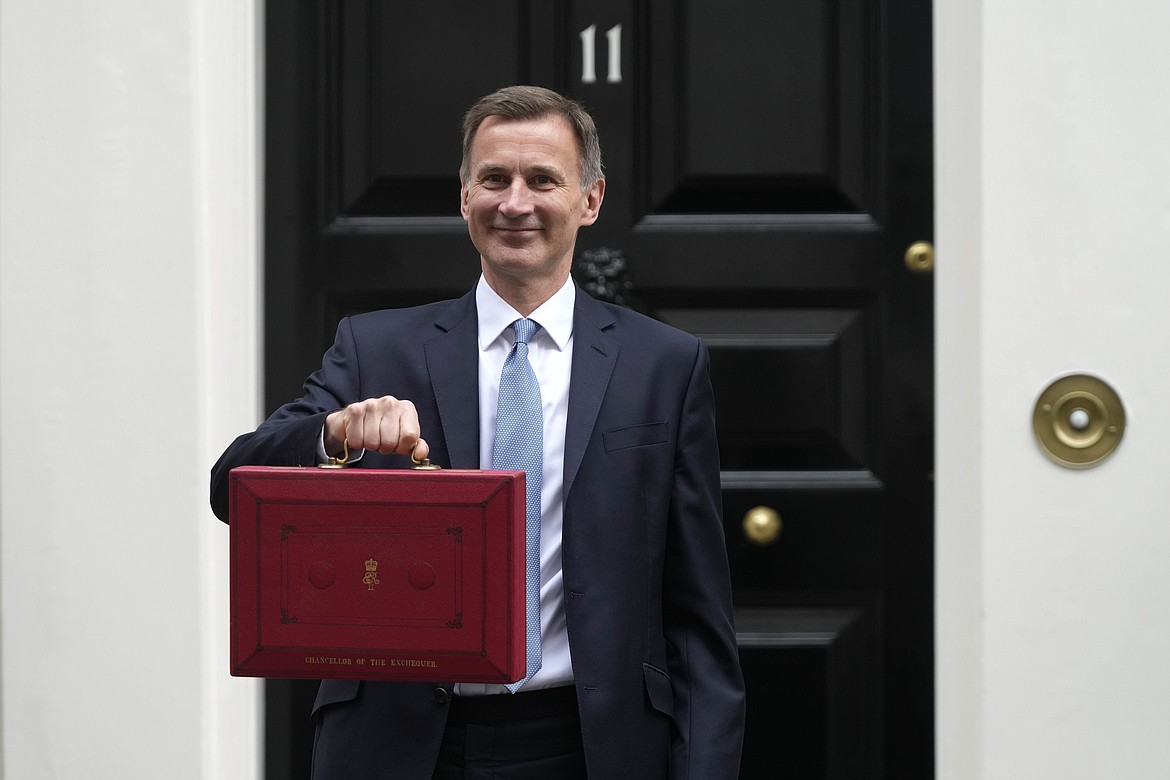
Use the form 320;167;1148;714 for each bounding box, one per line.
603;421;671;452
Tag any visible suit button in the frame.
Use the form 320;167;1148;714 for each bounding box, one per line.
433;687;449;704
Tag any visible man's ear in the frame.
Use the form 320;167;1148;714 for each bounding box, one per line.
580;178;605;226
459;180;471;220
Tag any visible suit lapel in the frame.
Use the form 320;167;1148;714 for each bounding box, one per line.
564;292;619;502
425;287;618;486
424;291;480;469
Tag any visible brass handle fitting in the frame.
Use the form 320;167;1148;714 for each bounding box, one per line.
743;506;782;546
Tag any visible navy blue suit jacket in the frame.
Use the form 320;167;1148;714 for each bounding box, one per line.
210;288;745;779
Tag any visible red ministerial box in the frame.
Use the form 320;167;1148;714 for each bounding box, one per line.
228;466;525;683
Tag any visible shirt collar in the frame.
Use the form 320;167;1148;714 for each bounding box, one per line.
476;275;576;351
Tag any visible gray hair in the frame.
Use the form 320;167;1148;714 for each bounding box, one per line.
460;85;603;191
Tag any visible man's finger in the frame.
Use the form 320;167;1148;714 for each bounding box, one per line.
389;400;421;456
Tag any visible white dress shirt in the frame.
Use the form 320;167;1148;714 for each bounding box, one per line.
318;276;577;693
457;274;576;694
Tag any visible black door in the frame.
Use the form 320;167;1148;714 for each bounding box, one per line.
264;2;933;777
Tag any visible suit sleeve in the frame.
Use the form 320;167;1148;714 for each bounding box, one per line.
663;339;747;778
209;317;363;522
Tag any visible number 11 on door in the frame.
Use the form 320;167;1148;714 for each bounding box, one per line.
580;24;622;84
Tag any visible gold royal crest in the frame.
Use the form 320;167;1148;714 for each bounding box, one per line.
362;558;380;591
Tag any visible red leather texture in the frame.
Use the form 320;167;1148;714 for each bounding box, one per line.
229;466;525;683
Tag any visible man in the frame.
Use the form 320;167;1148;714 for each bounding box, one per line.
211;85;745;779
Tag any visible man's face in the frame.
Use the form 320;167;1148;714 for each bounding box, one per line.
461;115;604;292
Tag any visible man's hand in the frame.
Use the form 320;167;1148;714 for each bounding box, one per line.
325;396;429;461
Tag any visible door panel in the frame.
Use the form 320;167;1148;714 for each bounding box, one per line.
659;306;874;471
645;0;874;214
264;1;933;777
738;607;880;778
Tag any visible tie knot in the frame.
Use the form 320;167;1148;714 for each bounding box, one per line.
511;318;538;345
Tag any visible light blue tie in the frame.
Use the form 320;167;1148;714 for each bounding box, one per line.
493;318;543;692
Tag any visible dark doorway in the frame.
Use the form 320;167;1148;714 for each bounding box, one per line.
263;2;933;777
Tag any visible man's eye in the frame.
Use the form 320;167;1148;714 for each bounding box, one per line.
532;175;555;187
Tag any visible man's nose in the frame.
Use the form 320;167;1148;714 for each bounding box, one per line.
499;179;535;216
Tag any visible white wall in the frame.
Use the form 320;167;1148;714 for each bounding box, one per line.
0;0;261;777
936;0;1170;777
